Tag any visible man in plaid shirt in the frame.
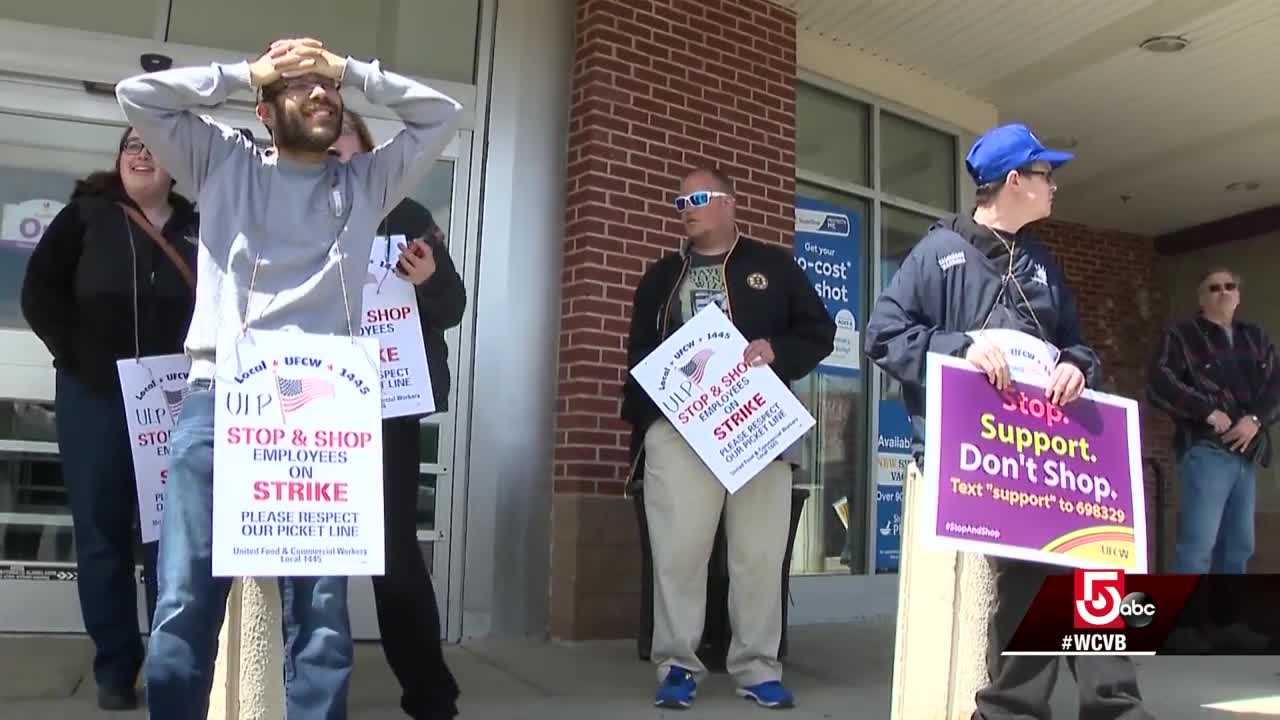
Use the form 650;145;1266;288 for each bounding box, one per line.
1148;267;1280;577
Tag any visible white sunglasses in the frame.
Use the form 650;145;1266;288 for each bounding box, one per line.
673;190;732;212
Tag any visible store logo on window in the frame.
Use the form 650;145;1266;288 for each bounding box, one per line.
2;199;64;249
795;208;850;237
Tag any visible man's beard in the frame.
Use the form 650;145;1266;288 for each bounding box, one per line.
273;100;342;153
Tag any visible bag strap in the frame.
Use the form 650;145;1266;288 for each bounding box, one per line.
118;203;195;292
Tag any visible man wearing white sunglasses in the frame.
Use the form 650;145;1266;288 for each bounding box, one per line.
622;168;835;710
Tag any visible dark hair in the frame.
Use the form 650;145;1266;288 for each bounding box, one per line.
1199;267;1241;288
342;109;377;153
72;127;136;199
687;166;736;195
975;179;1004;207
73;126;179;201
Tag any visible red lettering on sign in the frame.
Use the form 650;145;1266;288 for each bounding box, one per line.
313;430;374;448
365;305;413;323
254;481;350;502
227;427;286;446
713;393;768;441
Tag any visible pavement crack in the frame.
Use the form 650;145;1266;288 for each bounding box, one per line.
457;646;556;698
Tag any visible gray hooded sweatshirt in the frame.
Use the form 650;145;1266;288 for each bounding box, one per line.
116;58;462;382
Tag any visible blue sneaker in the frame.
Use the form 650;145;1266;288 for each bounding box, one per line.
654;667;697;709
737;681;795;709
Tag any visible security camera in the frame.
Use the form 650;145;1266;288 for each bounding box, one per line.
140;53;173;72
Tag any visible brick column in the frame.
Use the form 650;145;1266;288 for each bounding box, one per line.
1037;220;1176;568
551;0;798;639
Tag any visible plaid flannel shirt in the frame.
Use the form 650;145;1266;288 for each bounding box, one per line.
1147;314;1280;466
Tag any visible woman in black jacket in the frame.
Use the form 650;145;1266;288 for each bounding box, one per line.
324;109;466;720
20;127;197;711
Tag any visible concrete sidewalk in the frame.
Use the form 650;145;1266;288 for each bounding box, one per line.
1;619;1277;718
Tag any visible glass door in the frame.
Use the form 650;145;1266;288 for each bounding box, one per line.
0;84;142;631
337;117;472;641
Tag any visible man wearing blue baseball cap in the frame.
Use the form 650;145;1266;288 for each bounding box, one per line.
865;124;1152;719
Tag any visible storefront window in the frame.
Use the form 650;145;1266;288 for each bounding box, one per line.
0;112;119;330
790;182;869;575
873;206;939;572
797;84;870;188
881;111;957;212
166;0;481;85
795;80;958;576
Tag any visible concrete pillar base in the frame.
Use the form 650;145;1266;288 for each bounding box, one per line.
207;578;284;720
891;463;996;720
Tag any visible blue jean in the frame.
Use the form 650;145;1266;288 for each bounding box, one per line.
54;370;158;690
144;388;353;719
1173;443;1256;574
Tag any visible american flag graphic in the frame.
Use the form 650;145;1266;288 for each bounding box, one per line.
276;376;335;414
162;386;189;420
678;349;715;385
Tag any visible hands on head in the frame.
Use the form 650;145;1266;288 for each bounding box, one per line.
250;38;346;90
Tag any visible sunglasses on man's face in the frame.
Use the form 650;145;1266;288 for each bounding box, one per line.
674;190;731;212
1208;282;1239;293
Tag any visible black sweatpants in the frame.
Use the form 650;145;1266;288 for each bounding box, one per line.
973;557;1151;720
373;417;460;719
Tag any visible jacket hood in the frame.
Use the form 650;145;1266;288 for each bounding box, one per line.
72;178;197;225
937;213;1036;260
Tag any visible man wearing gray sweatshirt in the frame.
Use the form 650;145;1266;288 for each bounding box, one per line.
116;38;461;719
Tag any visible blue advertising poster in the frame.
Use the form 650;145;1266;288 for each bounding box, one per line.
794;196;860;377
875;399;913;573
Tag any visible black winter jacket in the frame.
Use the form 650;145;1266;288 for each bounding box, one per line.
622;235;836;488
377;198;466;415
21;183;198;396
864;214;1100;451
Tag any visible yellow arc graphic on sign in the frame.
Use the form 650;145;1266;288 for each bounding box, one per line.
1041;526;1136;567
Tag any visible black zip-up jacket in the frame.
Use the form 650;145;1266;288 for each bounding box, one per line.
864;214;1100;452
1147;315;1279;466
21;183;198;396
377;197;466;416
622;235;837;488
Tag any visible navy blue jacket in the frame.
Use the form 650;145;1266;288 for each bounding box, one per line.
864;214;1100;450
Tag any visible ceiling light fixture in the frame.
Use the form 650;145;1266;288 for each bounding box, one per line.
1139;35;1190;53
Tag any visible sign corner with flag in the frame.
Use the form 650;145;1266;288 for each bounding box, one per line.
630;304;816;494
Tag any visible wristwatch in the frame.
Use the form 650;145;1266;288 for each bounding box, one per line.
1247;414;1262;427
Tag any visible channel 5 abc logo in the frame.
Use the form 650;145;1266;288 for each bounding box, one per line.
1072;569;1156;630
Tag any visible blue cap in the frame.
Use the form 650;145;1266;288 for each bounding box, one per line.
965;124;1073;186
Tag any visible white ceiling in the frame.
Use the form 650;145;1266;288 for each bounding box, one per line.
777;0;1280;235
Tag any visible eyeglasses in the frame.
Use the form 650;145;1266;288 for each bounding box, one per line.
120;138;149;156
1208;282;1239;293
674;190;731;212
265;76;341;98
1018;168;1054;183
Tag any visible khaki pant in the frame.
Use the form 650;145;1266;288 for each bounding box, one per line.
643;420;792;687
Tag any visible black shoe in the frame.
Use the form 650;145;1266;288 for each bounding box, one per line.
97;685;139;711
